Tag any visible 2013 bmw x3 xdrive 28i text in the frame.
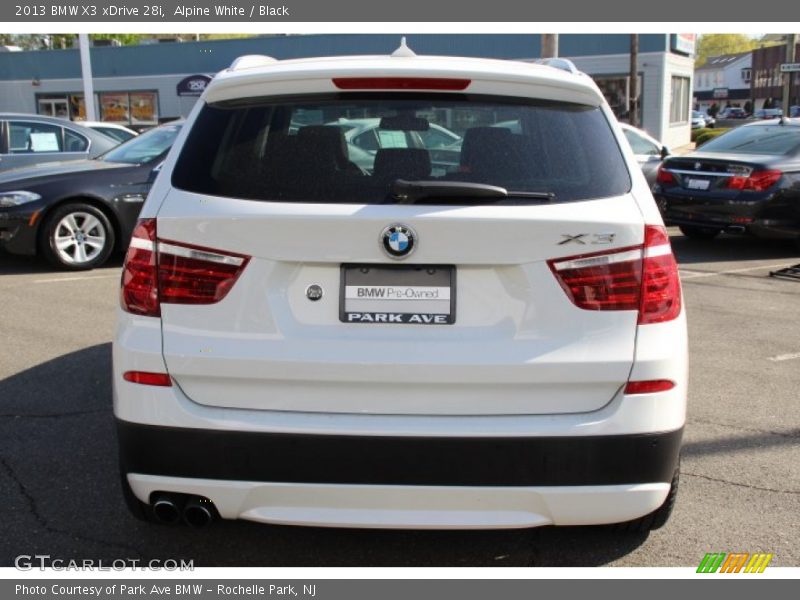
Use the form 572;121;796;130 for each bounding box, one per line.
113;46;687;531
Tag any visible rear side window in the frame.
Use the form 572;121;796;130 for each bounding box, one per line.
172;94;631;204
699;125;800;155
624;129;660;156
8;121;63;153
64;129;89;152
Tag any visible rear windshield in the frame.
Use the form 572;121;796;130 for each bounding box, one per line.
699;125;800;155
172;94;631;204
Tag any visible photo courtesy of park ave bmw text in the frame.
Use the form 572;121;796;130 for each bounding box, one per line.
0;0;798;593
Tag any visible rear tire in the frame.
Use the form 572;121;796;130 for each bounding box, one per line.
612;463;680;533
40;202;115;270
679;225;722;241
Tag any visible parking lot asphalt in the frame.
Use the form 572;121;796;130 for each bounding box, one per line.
1;229;799;568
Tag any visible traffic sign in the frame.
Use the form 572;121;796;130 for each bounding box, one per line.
780;63;800;73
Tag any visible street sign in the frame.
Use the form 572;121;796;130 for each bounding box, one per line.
780;63;800;73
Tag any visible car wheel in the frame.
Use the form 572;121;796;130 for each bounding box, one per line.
40;203;115;270
679;225;722;240
612;462;680;533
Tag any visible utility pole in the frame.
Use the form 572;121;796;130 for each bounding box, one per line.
629;34;639;127
782;33;797;114
78;34;97;121
541;34;559;59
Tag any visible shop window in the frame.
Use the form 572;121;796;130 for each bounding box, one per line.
100;91;159;125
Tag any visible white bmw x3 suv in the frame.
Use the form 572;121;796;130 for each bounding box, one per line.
113;46;687;531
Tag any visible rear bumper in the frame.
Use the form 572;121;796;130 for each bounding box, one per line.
118;420;682;487
655;190;800;239
126;474;673;529
120;422;681;528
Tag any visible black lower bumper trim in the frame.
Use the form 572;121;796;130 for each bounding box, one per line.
116;421;682;487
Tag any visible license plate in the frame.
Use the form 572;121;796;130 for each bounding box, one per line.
340;264;455;324
686;178;710;191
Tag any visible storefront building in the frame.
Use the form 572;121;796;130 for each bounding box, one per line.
0;34;694;146
693;51;752;113
751;42;800;111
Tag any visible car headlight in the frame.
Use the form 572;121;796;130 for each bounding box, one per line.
0;191;42;208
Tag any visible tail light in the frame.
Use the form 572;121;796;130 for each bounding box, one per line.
639;225;682;324
123;371;172;387
548;225;681;324
624;380;675;394
121;219;159;316
121;218;250;317
656;166;675;185
725;169;781;192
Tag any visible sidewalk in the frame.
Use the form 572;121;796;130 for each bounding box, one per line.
672;142;696;156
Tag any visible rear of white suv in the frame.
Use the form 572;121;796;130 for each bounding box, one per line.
113;51;687;531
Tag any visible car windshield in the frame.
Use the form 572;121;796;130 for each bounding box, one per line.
699;125;800;155
100;123;181;164
172;94;630;204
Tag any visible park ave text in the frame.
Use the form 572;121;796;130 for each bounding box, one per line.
16;584;316;597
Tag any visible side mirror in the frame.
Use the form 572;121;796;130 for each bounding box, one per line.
660;146;670;160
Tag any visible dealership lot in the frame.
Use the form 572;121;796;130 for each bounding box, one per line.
1;229;798;567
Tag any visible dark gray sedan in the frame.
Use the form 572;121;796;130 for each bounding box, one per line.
0;113;118;173
0;122;181;269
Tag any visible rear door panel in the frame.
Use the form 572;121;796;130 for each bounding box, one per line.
158;190;645;416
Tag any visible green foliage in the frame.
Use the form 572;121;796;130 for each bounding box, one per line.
695;34;757;66
89;34;143;46
695;129;729;146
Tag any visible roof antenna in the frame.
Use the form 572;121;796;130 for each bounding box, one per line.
391;37;416;58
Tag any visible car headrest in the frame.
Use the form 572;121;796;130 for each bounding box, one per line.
296;125;349;170
373;148;431;181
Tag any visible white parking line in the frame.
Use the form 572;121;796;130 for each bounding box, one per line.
680;262;799;280
767;352;800;362
33;274;119;284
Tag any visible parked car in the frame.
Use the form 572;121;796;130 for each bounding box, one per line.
0;113;118;172
325;117;461;173
0;121;182;269
619;123;670;186
753;108;783;120
114;51;686;533
653;119;800;245
789;106;800;118
81;121;139;143
717;106;747;119
691;111;715;129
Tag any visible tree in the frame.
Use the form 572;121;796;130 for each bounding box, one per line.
89;34;143;46
695;34;757;66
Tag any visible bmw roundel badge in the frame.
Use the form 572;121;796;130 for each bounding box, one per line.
380;224;417;259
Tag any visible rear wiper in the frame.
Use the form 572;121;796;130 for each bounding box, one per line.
390;179;555;204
